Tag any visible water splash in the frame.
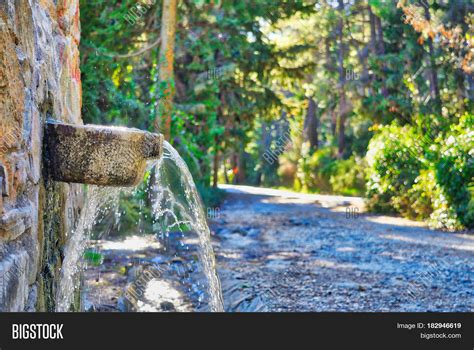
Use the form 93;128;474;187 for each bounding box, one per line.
149;141;224;312
57;141;224;312
56;186;121;312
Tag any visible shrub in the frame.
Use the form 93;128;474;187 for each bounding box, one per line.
429;115;473;230
365;124;423;214
277;156;297;187
365;114;473;230
297;147;334;193
329;156;366;196
197;184;226;210
296;147;365;196
405;169;436;220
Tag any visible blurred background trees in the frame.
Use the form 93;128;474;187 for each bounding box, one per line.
80;0;473;230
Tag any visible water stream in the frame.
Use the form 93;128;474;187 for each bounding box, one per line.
57;141;224;312
149;141;224;312
56;186;121;312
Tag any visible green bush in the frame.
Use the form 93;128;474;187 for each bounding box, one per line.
298;147;334;193
429;115;473;230
297;148;365;196
405;169;436;220
365;123;423;215
328;156;366;196
365;114;473;230
197;184;226;210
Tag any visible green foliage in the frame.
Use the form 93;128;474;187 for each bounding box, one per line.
80;0;157;128
298;147;334;193
297;148;365;196
365;124;423;214
328;157;366;197
80;0;472;230
197;185;226;210
366;114;473;230
430;114;473;230
83;250;104;266
406;169;436;220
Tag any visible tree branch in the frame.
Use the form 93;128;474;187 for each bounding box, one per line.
111;37;161;59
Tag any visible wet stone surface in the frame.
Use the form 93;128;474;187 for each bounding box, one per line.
45;122;163;187
83;234;212;312
0;0;84;311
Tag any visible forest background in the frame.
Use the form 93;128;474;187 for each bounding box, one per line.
80;0;473;231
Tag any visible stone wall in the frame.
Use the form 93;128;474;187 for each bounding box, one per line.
0;0;83;311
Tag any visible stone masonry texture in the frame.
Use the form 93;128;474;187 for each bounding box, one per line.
0;0;83;311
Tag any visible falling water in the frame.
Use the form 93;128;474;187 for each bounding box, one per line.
57;141;224;312
149;141;224;312
56;186;121;312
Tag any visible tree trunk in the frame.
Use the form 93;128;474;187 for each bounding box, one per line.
236;151;246;184
304;98;318;151
422;2;441;114
467;73;474;103
368;6;377;55
337;0;347;158
374;13;388;97
155;0;178;140
231;153;237;184
375;17;385;56
212;136;219;188
223;157;230;184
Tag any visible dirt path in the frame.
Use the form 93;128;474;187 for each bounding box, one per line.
212;185;474;312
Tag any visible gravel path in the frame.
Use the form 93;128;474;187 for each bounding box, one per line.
212;185;474;312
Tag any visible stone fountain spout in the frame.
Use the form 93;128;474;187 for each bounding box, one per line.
44;120;164;186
